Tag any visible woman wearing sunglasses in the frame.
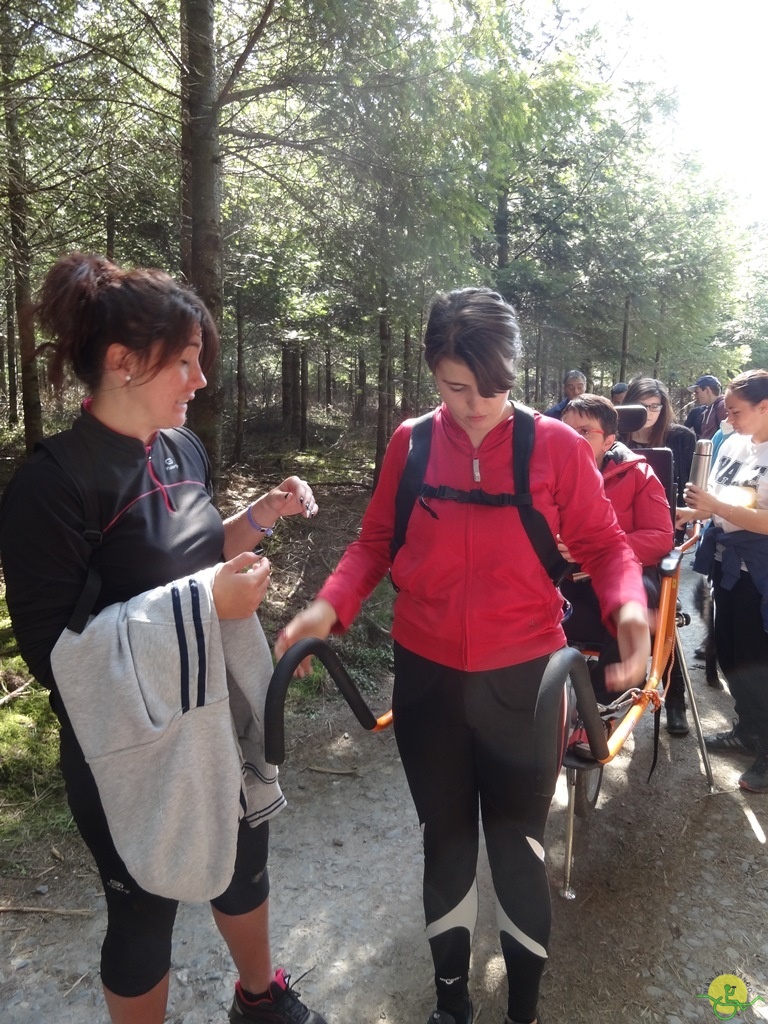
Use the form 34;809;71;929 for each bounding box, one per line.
620;376;696;735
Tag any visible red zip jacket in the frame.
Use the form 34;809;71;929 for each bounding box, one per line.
601;442;674;566
319;405;646;672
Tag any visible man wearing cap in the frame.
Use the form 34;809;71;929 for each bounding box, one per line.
610;382;628;405
689;374;726;440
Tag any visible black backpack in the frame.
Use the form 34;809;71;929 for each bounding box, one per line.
391;402;569;586
35;432;105;635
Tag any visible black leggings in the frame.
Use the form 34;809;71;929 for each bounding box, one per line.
392;644;557;1024
60;723;270;997
712;561;768;745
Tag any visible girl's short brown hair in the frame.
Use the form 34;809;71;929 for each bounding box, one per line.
423;287;520;397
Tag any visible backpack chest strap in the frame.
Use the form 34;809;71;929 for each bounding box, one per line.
419;483;532;507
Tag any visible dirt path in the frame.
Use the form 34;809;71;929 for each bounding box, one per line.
2;563;768;1023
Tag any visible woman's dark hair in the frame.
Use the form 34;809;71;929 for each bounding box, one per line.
36;252;220;391
622;377;674;445
423;287;520;397
564;393;618;435
726;369;768;405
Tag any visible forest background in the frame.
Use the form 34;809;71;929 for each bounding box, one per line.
1;0;768;909
0;0;766;485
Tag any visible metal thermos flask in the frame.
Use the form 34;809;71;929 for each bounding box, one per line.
687;438;713;495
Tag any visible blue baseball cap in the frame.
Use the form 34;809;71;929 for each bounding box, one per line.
688;375;721;391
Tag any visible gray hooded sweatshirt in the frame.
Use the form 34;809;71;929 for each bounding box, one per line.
51;566;285;902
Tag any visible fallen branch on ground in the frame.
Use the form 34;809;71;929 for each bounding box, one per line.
0;679;33;706
0;905;93;916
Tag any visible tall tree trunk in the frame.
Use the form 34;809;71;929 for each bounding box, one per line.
401;323;412;419
373;278;390;490
289;343;300;437
5;262;17;426
300;343;308;450
180;0;223;484
105;187;116;262
0;264;6;396
653;293;665;378
2;46;41;452
281;342;292;426
495;188;509;272
386;340;394;437
179;0;193;279
233;288;246;463
534;323;543;403
620;294;632;382
355;347;366;426
325;345;332;409
415;300;425;412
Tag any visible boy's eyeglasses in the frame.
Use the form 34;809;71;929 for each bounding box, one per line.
573;427;605;437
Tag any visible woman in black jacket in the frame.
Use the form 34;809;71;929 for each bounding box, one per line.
621;377;696;507
0;252;324;1024
620;377;696;736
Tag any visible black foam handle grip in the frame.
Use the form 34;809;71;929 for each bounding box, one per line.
265;638;378;764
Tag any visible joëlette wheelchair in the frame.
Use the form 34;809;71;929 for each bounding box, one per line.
553;408;715;895
263;407;715;900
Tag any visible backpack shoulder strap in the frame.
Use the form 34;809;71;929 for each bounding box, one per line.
176;426;211;483
511;403;570;586
390;411;434;561
36;433;103;634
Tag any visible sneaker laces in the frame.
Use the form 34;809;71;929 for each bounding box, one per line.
270;969;316;1023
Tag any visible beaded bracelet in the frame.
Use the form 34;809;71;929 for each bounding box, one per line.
246;504;274;536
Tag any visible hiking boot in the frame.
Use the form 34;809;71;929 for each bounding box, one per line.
665;704;689;736
229;970;328;1024
427;1003;474;1024
739;750;768;793
704;725;756;755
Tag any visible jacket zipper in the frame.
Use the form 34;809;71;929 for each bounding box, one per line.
147;446;174;512
465;447;481;664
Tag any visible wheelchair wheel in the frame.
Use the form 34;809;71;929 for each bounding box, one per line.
574;763;603;817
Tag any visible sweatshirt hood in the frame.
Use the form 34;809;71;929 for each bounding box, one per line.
601;440;647;480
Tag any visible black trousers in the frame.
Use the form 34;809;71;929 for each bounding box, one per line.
712;561;768;746
392;644;556;1024
59;722;270;997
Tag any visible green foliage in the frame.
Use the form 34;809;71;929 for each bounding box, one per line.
0;595;67;842
0;0;761;430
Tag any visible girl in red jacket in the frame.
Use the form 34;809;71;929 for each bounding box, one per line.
277;288;650;1024
560;393;673;707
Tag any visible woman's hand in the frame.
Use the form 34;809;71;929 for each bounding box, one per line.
256;476;319;524
675;506;699;529
212;552;272;620
223;477;319;560
556;535;574;563
604;600;651;692
274;599;339;678
682;482;714;519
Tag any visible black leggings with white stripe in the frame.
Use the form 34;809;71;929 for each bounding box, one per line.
59;722;270;997
392;644;557;1024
